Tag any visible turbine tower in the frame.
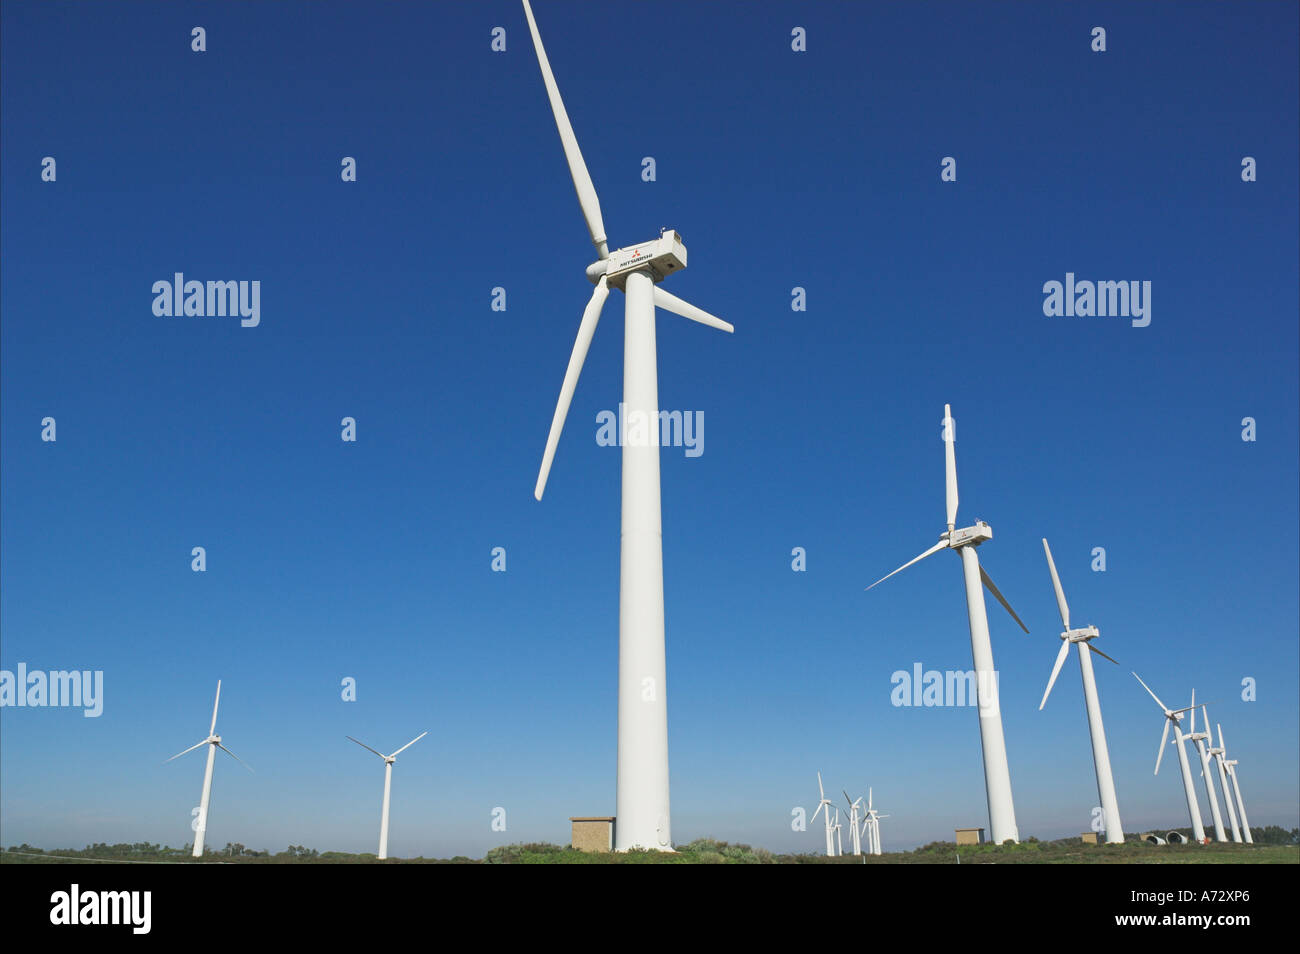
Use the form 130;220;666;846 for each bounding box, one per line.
1133;673;1205;843
521;0;733;852
832;808;843;857
1219;726;1253;843
1206;716;1242;842
811;772;835;857
165;680;252;858
347;731;427;860
1184;693;1227;842
867;404;1029;844
844;791;864;856
1037;538;1124;844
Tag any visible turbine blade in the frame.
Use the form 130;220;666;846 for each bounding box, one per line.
165;739;208;763
210;680;222;736
1132;671;1168;712
811;802;823;823
346;736;387;760
1086;643;1119;666
390;731;428;758
217;744;253;773
980;565;1029;633
520;0;608;258
652;286;733;333
1217;723;1225;752
1041;539;1070;630
1155;718;1171;775
866;538;948;590
1039;640;1071;710
943;405;958;528
817;771;824;799
1189;690;1196;735
535;277;609;500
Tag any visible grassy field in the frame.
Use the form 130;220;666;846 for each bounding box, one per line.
4;836;1297;864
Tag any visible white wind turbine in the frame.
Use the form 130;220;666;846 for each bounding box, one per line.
1132;673;1205;843
843;791;864;856
1218;724;1253;844
1184;692;1227;842
867;404;1029;844
811;772;835;857
521;0;733;852
347;731;427;860
862;787;888;855
1037;538;1124;844
1205;715;1242;842
832;808;844;857
165;680;252;858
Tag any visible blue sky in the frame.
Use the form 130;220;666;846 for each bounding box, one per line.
1;1;1296;857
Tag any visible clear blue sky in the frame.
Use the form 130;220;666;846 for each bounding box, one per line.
2;1;1296;857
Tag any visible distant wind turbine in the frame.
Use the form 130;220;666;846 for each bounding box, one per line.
810;773;835;857
165;680;252;858
347;731;427;860
1205;715;1242;842
1037;538;1124;844
1184;692;1227;842
1132;673;1205;843
844;791;864;856
867;404;1029;845
1218;725;1253;843
862;787;888;855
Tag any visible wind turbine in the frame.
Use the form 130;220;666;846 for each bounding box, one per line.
811;773;835;857
832;808;844;857
1184;693;1227;842
1205;716;1242;842
862;787;888;855
867;404;1029;844
347;731;427;860
844;791;864;856
1132;673;1205;843
521;0;733;852
1218;725;1253;843
165;680;252;858
1037;538;1124;844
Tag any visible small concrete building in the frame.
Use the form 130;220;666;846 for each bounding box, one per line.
570;817;615;852
955;827;985;846
1080;832;1099;844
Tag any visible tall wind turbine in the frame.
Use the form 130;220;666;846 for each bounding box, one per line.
867;404;1029;844
1184;693;1227;842
832;808;844;857
1037;538;1124;844
1132;673;1205;843
811;773;835;857
862;787;888;855
844;791;864;856
347;731;427;860
165;680;252;858
1219;725;1253;843
521;0;733;852
1206;716;1242;842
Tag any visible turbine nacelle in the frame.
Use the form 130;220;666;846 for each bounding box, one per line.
947;521;993;549
1060;625;1100;642
600;231;687;290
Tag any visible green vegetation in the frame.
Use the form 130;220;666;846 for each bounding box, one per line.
4;830;1296;864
